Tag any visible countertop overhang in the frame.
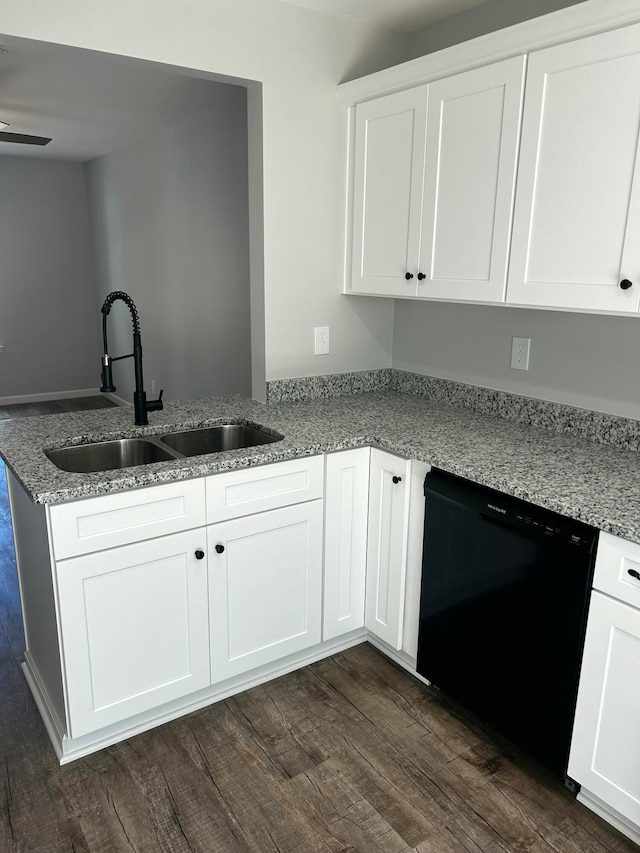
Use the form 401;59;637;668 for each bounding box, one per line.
1;391;639;544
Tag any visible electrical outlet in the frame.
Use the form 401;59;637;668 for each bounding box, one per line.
511;336;531;370
314;326;330;355
0;345;4;355
151;379;157;395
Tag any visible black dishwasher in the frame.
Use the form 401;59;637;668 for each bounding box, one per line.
416;468;598;780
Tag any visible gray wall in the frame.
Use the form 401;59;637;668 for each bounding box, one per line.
85;85;251;404
393;300;640;419
0;157;101;401
407;0;586;57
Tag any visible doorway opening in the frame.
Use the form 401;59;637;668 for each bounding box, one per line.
0;35;265;406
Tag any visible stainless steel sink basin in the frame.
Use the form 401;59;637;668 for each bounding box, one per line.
160;424;283;457
46;422;284;472
46;438;176;473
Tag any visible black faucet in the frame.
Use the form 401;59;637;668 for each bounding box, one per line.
99;290;164;426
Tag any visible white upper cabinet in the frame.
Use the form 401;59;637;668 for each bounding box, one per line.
419;56;525;303
349;56;525;302
351;86;428;297
507;24;640;313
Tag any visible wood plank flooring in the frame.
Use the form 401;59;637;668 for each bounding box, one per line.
0;395;117;420
0;398;637;851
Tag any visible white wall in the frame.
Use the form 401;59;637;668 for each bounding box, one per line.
85;91;252;403
0;0;407;393
407;0;586;57
0;157;100;400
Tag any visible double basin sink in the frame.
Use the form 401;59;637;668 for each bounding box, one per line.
46;423;284;474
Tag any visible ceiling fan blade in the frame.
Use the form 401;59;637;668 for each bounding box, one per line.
0;131;51;146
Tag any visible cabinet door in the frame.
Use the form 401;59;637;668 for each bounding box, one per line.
569;591;640;826
418;56;525;303
323;448;370;641
57;529;210;738
209;501;323;681
350;87;428;296
365;450;411;649
508;24;640;312
401;459;430;662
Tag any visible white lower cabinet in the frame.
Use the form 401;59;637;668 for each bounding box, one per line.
323;448;427;663
401;458;429;661
323;448;370;640
208;500;324;681
16;450;429;763
56;528;210;738
569;532;640;843
365;449;412;649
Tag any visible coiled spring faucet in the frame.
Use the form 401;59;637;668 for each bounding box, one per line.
99;291;164;426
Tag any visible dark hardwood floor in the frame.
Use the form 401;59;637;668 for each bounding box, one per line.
0;395;117;420
0;398;637;851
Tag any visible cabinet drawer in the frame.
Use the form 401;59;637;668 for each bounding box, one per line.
594;531;640;609
206;456;323;523
49;478;206;560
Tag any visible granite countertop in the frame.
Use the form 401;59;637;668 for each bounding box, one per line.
1;390;640;544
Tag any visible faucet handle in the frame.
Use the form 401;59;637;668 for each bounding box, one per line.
147;389;164;413
100;357;116;393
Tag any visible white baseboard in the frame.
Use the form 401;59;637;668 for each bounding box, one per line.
577;789;640;847
25;629;367;764
104;392;131;407
0;388;103;406
22;657;65;763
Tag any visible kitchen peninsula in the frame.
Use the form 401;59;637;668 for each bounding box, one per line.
3;370;640;843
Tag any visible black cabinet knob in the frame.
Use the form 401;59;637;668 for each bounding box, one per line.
195;549;205;560
392;475;402;484
628;568;640;580
215;543;225;554
405;272;414;280
417;272;426;281
620;279;633;290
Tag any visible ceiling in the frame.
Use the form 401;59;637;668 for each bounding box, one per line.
0;0;491;161
278;0;491;32
0;37;243;161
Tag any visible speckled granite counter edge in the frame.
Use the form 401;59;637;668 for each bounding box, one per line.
268;369;640;452
266;369;392;403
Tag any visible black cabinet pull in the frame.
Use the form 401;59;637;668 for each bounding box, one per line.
215;543;225;554
620;279;633;290
392;475;402;484
195;549;205;560
405;272;414;280
628;568;640;580
417;272;426;281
